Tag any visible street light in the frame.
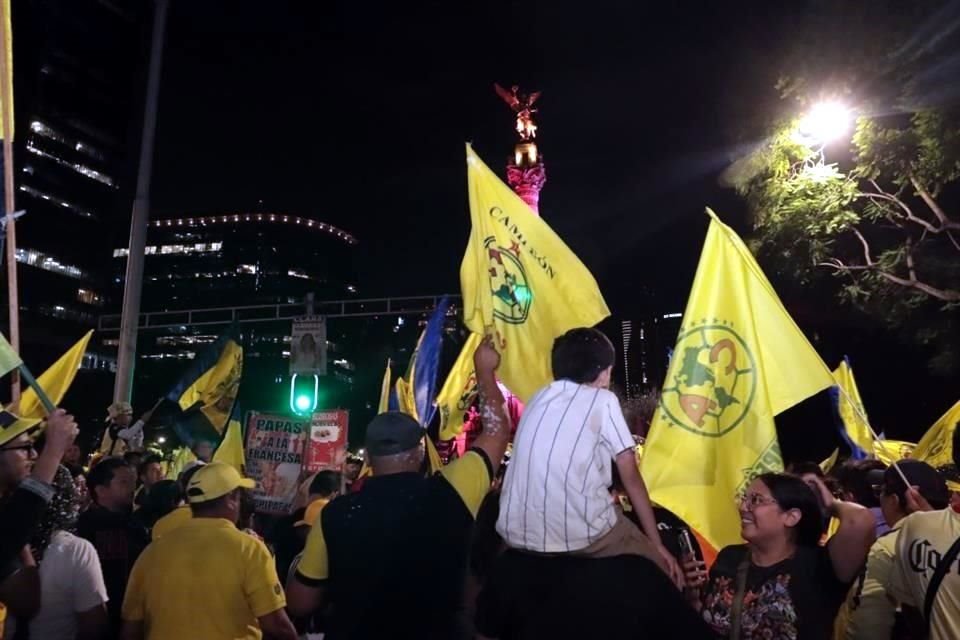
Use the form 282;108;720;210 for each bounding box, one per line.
157;436;166;444
796;101;851;147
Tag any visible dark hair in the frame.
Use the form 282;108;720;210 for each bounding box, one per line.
833;459;886;508
308;470;341;498
137;454;163;478
87;457;129;494
551;328;615;384
123;450;143;465
756;472;825;548
787;461;825;478
144;480;183;517
177;463;205;493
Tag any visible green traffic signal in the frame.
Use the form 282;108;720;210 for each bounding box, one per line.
289;373;319;415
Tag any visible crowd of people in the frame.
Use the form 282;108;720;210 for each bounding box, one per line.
1;328;959;639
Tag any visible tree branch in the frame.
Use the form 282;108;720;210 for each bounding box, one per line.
909;175;960;230
817;228;960;302
857;185;939;233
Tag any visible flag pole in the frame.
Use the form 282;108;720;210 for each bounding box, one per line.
0;0;19;403
113;0;169;404
834;383;911;488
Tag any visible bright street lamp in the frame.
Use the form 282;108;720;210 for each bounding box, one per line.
157;436;167;444
796;101;852;146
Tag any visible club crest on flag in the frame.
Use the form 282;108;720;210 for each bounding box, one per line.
485;236;532;325
659;321;757;438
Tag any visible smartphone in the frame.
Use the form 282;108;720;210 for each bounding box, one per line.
677;528;695;560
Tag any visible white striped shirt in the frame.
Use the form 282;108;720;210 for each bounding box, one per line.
497;380;635;553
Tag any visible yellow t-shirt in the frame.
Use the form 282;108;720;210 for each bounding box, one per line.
834;528;899;639
297;450;491;581
151;505;192;540
123;517;285;640
889;508;960;640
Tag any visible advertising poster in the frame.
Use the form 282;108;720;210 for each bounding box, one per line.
291;316;327;375
244;412;310;514
304;410;349;473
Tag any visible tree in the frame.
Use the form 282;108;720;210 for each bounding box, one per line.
726;1;960;373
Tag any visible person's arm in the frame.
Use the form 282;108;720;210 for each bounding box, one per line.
257;608;298;640
810;476;876;583
616;450;683;586
31;409;79;484
470;337;510;479
0;545;40;619
76;603;109;640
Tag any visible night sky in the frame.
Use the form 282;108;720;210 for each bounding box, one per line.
146;1;956;458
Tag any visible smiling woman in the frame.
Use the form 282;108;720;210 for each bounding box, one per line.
683;472;876;640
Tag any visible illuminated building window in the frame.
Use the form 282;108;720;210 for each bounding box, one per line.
19;184;96;219
156;335;217;346
38;304;93;324
16;248;86;279
29;121;106;161
237;264;257;274
103;338;120;346
77;288;104;306
25;142;115;187
113;242;222;258
150;214;358;245
287;269;311;280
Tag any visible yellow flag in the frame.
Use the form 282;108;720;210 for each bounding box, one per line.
425;436;443;473
436;333;482;440
820;448;840;473
461;144;610;401
178;337;242;435
0;0;13;141
395;376;418;422
641;210;835;550
378;359;392;414
0;332;22;377
165;447;198;480
912;399;960;470
16;331;92;420
831;360;874;457
874;439;916;466
212;417;245;471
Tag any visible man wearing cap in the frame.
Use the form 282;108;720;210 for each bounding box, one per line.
286;338;511;639
886;428;960;640
121;462;297;640
0;409;79;616
102;402;152;455
834;459;950;639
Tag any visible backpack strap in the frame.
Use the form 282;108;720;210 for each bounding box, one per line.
923;535;960;630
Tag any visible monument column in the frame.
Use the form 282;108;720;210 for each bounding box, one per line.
494;84;546;215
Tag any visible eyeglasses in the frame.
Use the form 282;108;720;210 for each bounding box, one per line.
736;492;779;510
0;442;36;453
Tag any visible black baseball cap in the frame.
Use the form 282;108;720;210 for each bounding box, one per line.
868;460;950;508
365;412;424;456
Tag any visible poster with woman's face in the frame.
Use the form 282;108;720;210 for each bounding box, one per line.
291;316;327;375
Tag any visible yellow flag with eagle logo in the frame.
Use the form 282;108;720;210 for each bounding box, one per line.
436;332;482;440
460;144;610;402
641;210;835;550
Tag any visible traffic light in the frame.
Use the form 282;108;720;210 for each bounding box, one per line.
289;373;319;416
